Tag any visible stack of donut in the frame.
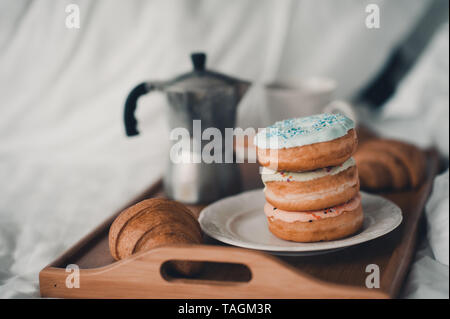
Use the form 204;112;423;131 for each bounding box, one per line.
254;113;363;242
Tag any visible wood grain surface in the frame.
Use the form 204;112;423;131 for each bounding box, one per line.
39;127;442;299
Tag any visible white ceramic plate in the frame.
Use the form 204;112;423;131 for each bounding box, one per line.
199;189;402;256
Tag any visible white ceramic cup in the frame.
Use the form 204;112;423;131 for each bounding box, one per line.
264;77;357;125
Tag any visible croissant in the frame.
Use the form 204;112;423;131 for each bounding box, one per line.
109;198;203;276
354;139;426;191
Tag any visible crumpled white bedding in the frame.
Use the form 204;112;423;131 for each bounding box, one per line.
0;0;447;298
401;170;449;298
366;24;449;299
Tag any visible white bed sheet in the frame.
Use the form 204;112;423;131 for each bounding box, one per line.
365;24;449;299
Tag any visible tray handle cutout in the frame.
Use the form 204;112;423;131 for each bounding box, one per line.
160;260;252;283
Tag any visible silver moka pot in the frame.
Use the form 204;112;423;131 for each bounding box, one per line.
124;53;250;204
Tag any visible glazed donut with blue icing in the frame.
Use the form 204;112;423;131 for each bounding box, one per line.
254;113;357;171
262;157;360;211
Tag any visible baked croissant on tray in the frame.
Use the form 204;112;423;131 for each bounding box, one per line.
109;198;203;276
354;138;426;191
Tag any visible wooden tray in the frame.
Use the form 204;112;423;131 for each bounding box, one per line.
39;149;441;299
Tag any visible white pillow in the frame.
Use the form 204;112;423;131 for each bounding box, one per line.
426;170;449;266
